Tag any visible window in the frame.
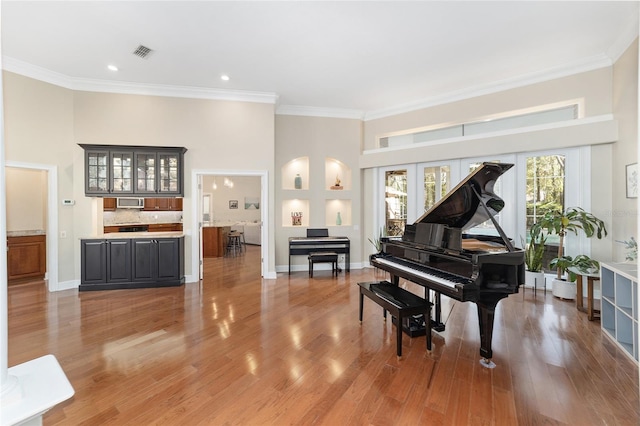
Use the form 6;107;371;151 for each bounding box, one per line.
423;165;450;212
526;155;566;243
385;170;407;236
379;104;578;148
462;157;515;237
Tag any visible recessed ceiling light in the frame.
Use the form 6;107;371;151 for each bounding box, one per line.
107;65;118;72
221;75;230;81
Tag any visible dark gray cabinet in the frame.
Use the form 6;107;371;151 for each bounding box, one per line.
80;237;184;291
132;238;183;283
80;144;186;196
80;240;107;285
106;239;132;283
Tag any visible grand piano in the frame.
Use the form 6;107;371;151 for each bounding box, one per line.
370;162;524;367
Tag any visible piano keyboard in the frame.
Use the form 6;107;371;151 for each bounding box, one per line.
373;257;473;289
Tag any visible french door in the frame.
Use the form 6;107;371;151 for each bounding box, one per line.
375;148;589;257
377;156;515;239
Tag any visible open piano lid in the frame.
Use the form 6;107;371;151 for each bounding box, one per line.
415;162;513;231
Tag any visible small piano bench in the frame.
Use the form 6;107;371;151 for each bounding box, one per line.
308;252;338;277
358;281;432;358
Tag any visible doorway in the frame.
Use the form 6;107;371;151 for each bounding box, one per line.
191;170;269;281
6;162;58;291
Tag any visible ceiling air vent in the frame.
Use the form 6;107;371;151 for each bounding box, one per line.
132;45;153;59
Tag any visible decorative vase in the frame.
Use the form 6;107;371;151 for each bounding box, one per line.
524;270;546;291
294;174;302;189
336;212;342;226
551;278;576;300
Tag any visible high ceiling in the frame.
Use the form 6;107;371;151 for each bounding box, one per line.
2;1;638;118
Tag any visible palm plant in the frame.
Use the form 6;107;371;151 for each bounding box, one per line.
531;207;607;280
522;233;546;273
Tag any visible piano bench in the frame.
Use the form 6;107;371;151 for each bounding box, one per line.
358;281;432;358
308;252;338;278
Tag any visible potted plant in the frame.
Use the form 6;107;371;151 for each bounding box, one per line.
531;207;607;299
368;227;384;253
522;233;546;290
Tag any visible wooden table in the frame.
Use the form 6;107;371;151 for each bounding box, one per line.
575;272;600;321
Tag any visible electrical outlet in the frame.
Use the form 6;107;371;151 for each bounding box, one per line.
60;231;67;238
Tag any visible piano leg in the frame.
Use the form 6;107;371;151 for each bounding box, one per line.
476;294;507;369
431;292;445;332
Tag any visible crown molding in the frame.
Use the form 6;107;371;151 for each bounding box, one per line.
606;14;639;63
3;48;631;120
1;56;278;104
363;53;614;122
71;78;278;104
2;56;75;89
275;105;364;120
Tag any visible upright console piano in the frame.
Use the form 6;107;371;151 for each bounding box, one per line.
289;228;350;274
370;162;525;367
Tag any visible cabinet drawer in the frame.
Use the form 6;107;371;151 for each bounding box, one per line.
148;223;183;232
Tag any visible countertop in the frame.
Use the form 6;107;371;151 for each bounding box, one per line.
104;222;182;226
8;230;46;237
84;232;184;239
202;222;262;227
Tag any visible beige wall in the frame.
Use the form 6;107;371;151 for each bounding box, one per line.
611;38;639;260
74;92;275;280
275;115;362;271
3;72;75;282
3;72;276;285
6;167;47;232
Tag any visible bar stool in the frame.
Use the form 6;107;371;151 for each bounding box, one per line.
227;231;243;257
230;225;246;253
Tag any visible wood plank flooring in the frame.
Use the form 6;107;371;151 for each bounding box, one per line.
7;245;639;425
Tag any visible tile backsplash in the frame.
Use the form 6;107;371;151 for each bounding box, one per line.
104;210;182;225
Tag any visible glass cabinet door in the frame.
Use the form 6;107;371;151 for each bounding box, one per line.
110;151;133;193
81;145;185;197
135;152;157;193
86;150;109;194
158;152;180;194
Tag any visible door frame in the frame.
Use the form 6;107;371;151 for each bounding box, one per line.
191;169;269;279
6;161;58;292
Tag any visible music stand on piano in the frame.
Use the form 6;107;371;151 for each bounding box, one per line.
306;228;328;238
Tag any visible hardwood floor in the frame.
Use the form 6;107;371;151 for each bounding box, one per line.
7;245;639;425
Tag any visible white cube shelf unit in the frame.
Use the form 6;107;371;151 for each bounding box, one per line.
600;262;638;363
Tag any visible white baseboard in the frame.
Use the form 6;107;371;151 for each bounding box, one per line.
50;279;79;292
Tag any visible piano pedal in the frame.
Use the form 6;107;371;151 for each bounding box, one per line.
431;321;445;332
479;358;496;369
392;315;445;335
